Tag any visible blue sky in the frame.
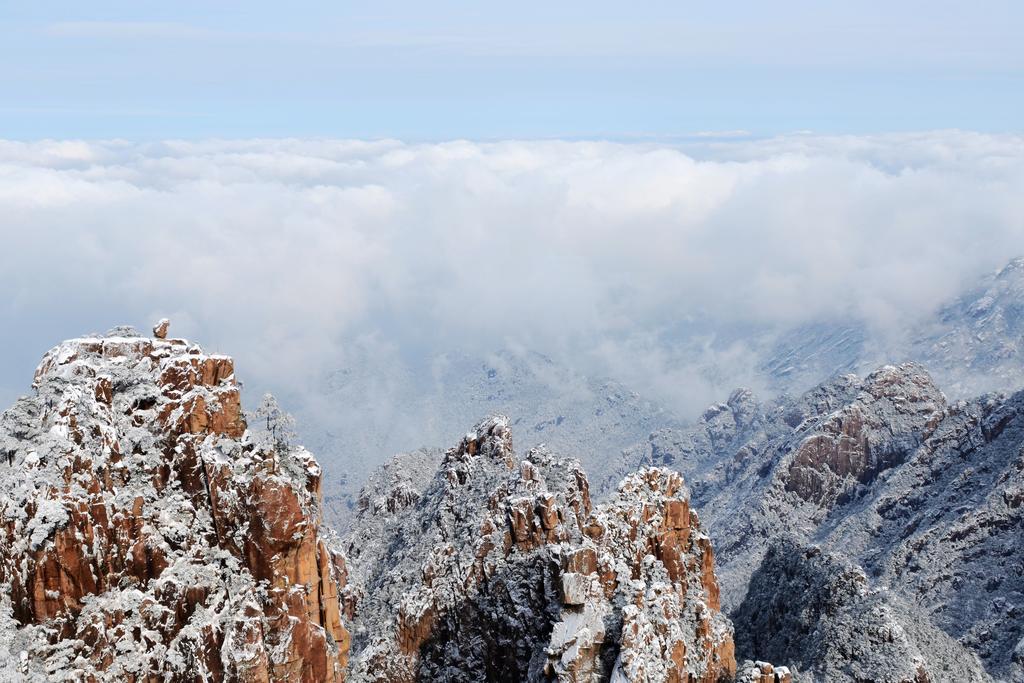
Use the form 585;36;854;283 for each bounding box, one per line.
2;1;1022;139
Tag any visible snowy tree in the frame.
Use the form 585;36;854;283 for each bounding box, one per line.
251;393;297;454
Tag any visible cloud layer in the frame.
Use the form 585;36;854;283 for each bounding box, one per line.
2;133;1023;415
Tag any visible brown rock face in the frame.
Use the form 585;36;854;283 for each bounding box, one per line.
153;318;170;340
783;365;945;508
0;329;348;681
546;468;735;683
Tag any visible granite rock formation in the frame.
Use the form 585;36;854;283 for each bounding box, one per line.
0;327;349;681
609;362;1023;680
0;327;739;682
733;538;990;682
340;416;735;682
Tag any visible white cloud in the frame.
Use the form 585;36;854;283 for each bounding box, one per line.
0;133;1023;416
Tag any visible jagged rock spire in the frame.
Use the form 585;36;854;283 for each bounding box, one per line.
1;329;348;681
153;317;170;339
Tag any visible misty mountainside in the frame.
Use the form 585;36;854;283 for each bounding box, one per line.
615;254;1024;414
760;255;1024;398
607;362;1023;681
281;348;677;528
291;256;1024;532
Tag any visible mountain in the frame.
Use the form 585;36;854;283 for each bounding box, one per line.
0;326;734;682
0;327;349;681
613;363;1023;680
4;324;1012;681
733;538;990;682
284;348;677;529
760;256;1024;399
339;416;734;681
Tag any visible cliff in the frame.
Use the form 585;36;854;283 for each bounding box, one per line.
0;326;348;681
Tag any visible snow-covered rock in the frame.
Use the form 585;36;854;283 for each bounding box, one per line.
0;329;349;681
340;416;735;682
615;361;1024;680
733;538;990;682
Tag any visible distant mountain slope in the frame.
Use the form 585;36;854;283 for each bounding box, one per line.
760;256;1024;399
912;256;1024;396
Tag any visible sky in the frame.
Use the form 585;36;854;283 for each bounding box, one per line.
1;1;1023;139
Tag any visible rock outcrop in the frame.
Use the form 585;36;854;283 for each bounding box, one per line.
0;328;348;681
735;661;792;683
341;416;735;682
733;538;990;682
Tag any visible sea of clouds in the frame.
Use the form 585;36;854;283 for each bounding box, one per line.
2;132;1023;417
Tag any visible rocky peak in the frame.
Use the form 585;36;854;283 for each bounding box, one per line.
783;362;946;508
732;538;991;682
573;467;735;682
153;318;170;339
0;327;349;681
341;420;735;682
445;414;516;467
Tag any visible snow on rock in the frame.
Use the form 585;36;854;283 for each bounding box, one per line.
621;360;1023;679
0;329;349;681
732;538;991;682
735;661;792;683
340;416;735;682
0;327;738;682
